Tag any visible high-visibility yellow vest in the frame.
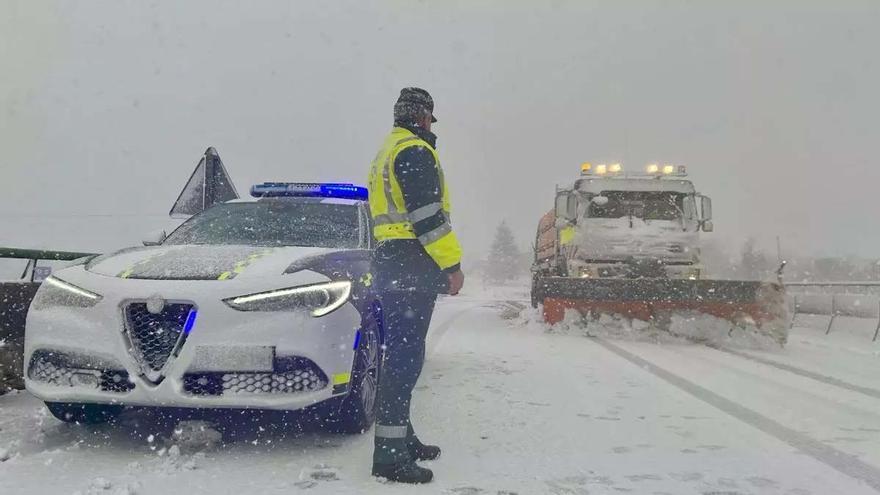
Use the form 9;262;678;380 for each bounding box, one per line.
367;127;462;270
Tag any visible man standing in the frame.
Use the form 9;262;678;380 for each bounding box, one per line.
367;87;465;483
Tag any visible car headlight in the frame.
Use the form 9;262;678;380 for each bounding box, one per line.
223;280;352;317
31;276;103;310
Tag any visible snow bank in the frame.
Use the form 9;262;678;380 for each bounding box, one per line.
508;305;786;350
170;421;222;453
667;312;787;349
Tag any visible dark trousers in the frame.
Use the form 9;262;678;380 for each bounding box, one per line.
372;290;437;465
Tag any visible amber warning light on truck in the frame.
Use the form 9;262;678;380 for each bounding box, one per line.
580;162;687;177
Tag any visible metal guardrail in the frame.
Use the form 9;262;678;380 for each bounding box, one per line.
785;282;880;341
0;247;97;260
0;247;98;283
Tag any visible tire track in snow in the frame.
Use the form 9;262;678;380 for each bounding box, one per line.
712;347;880;400
594;337;880;493
426;300;480;356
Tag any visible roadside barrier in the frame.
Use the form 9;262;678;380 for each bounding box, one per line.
786;282;880;341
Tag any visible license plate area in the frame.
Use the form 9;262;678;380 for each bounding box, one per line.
188;346;275;372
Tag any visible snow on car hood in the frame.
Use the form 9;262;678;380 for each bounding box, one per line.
573;217;699;261
85;245;334;280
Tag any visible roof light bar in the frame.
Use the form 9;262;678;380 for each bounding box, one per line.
250;182;368;200
583;162;689;177
582;162;623;175
648;163;687;177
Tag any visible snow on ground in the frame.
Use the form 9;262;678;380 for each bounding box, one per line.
2;292;880;494
739;314;880;392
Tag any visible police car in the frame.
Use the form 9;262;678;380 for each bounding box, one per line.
24;183;380;433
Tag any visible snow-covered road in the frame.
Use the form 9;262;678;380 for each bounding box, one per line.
2;298;880;494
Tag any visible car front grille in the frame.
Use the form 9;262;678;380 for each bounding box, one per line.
123;302;194;378
183;357;327;396
28;350;134;393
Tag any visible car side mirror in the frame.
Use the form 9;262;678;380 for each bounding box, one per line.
702;220;714;233
142;229;167;246
555;193;570;219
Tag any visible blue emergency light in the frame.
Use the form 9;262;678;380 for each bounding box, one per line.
250;182;369;200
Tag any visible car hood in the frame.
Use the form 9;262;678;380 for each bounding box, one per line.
84;244;335;281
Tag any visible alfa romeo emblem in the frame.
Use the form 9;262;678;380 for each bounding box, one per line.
146;294;165;314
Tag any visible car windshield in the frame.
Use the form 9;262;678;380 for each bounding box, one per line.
588;191;685;221
163;201;361;248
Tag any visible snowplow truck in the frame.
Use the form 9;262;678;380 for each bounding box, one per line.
531;163;786;340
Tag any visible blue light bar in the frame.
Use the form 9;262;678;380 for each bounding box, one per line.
250;182;368;200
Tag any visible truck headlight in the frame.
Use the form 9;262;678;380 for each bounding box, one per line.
223;281;352;317
31;276;103;310
578;266;595;278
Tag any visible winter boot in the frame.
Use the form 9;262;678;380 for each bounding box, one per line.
372;461;434;484
407;437;441;461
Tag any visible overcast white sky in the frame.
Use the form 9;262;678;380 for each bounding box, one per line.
2;0;879;261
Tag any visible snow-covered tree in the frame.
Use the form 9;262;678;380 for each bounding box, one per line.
485;221;522;284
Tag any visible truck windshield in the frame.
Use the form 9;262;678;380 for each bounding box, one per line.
164;200;361;248
588;191;686;221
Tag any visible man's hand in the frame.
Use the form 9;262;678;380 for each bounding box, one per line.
447;269;464;296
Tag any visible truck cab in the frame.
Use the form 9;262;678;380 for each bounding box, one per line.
533;163;713;285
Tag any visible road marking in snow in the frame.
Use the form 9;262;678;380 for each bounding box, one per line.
594;338;880;493
714;347;880;400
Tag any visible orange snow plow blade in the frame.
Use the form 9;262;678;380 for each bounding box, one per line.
538;277;786;330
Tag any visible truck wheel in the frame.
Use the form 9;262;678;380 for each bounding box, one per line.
531;275;543;309
46;402;123;424
327;309;381;434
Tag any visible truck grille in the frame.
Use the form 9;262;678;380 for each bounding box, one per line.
123;302;194;381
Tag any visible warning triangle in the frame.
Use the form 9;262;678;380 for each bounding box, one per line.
169;147;239;218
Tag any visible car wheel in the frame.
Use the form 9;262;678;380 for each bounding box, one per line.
329;310;381;434
45;402;123;424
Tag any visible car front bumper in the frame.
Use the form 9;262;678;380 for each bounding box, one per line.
24;272;362;411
